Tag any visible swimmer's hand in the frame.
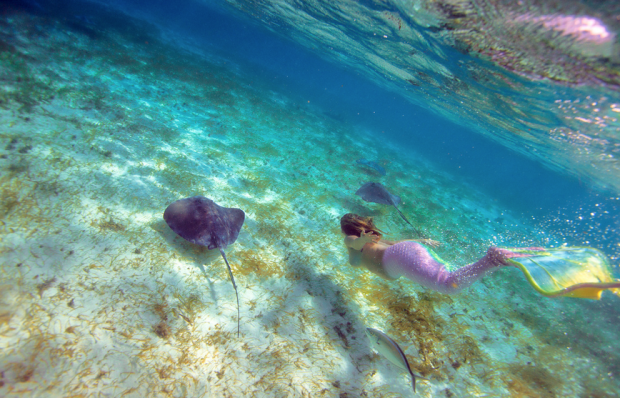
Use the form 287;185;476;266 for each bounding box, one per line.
345;231;380;251
360;230;380;244
417;239;441;248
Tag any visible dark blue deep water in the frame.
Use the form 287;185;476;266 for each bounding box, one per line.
93;0;618;256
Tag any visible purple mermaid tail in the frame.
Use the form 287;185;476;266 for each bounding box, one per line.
382;242;507;294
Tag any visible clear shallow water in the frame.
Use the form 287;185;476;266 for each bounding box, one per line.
0;0;619;397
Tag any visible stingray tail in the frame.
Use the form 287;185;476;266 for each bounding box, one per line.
410;372;417;393
410;372;428;394
394;206;424;238
219;248;240;337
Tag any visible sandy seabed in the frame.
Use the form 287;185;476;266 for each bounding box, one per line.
1;5;619;398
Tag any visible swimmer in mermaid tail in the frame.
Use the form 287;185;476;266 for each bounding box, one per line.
341;213;620;300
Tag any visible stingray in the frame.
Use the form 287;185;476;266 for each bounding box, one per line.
356;158;386;176
164;196;245;337
355;182;423;237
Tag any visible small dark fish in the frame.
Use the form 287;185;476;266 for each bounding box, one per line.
356;158;386;176
366;327;426;394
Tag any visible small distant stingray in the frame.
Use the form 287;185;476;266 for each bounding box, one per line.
355;182;423;237
356;158;386;176
164;196;245;337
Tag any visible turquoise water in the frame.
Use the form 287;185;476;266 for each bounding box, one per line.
0;0;619;396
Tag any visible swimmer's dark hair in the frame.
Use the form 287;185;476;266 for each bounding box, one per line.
340;213;384;238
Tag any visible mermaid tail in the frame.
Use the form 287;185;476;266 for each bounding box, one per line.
501;247;620;300
382;241;501;294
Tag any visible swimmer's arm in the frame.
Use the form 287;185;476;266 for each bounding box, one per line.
347;248;363;267
344;231;378;251
365;263;397;280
